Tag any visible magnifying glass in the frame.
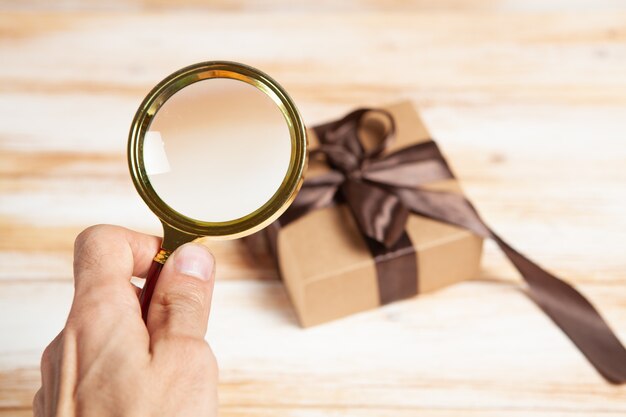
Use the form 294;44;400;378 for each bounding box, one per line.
128;61;307;322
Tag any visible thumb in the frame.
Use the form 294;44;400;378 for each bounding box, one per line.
147;242;216;341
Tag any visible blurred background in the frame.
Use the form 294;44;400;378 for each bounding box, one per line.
1;1;625;416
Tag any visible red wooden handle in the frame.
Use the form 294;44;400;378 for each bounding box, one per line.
139;257;165;323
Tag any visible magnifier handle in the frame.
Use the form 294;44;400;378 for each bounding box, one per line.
139;249;170;323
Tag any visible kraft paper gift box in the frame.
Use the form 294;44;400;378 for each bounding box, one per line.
244;101;626;386
250;101;484;327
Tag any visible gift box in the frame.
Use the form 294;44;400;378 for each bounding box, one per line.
246;101;626;384
254;101;483;327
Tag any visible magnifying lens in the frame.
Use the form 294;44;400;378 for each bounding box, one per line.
128;61;307;321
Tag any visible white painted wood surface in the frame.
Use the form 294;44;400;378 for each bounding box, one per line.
1;2;625;415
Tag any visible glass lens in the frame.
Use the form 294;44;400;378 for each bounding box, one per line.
142;77;291;223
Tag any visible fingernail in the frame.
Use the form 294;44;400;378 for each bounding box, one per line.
174;243;214;280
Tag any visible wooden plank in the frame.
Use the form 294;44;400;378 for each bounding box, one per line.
4;407;626;417
1;280;624;411
1;13;626;104
3;0;626;13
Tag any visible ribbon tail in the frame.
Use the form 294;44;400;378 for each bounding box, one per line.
398;187;626;384
492;232;626;384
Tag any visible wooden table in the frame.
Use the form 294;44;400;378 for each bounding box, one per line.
1;2;625;415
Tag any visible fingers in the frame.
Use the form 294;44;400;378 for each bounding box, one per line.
70;225;162;330
73;225;161;295
147;243;216;342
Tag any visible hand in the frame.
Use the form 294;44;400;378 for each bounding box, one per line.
33;225;218;417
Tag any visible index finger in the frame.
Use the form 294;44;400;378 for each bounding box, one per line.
64;225;161;358
72;224;161;299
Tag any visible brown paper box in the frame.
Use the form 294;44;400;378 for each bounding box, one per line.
271;101;483;327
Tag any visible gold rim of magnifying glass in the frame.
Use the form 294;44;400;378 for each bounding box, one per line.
128;61;307;249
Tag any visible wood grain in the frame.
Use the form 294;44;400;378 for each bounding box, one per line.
1;2;625;415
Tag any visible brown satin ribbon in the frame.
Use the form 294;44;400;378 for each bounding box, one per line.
271;108;626;384
366;232;417;305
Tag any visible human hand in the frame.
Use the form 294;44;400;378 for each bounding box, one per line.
33;225;218;417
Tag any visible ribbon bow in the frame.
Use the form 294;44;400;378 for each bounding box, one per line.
276;108;626;384
286;108;458;248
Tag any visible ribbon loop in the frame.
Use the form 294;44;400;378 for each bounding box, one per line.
313;108;396;172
